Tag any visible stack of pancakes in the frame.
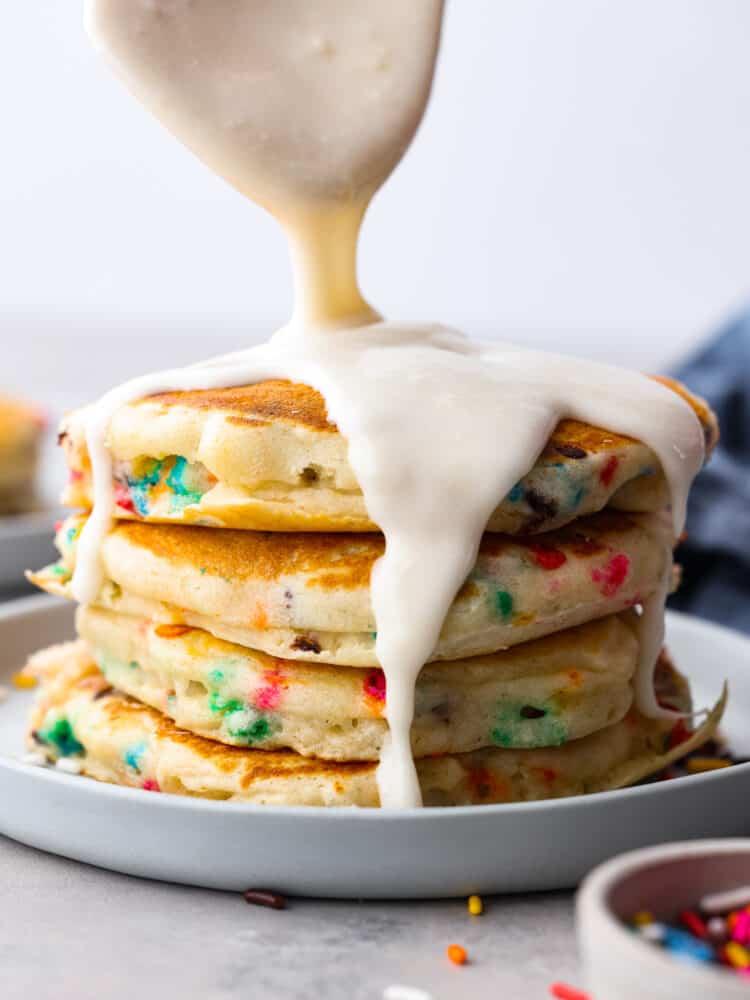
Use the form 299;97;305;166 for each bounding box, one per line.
26;377;722;806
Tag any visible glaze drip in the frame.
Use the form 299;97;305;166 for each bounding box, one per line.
72;324;705;807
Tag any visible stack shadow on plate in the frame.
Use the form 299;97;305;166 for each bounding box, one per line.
24;378;722;806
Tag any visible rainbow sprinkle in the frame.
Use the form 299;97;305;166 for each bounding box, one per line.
590;553;630;597
39;718;84;757
446;943;467;965
626;889;750;977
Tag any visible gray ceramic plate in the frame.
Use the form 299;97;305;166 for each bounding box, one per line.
0;596;748;899
0;509;61;594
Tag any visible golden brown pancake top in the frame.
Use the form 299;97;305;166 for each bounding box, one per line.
105;509;643;592
142;380;336;432
139;375;717;451
117;520;382;589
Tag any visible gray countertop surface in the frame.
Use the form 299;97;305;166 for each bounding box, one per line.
0;834;581;1000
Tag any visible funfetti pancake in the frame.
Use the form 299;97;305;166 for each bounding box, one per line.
59;376;718;534
24;640;724;807
77;606;642;759
32;509;673;667
0;396;45;513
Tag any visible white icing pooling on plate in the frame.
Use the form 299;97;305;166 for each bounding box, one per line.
72;325;705;807
76;0;707;808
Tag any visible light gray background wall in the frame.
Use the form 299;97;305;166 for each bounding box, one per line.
2;0;750;392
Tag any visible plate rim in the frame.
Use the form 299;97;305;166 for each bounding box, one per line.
1;596;747;823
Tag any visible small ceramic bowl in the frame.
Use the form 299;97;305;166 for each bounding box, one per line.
577;839;750;1000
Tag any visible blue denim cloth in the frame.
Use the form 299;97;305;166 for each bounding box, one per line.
667;310;750;633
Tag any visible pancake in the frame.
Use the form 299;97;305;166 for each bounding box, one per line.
59;376;718;534
76;606;641;759
32;509;673;666
0;396;45;513
24;640;724;807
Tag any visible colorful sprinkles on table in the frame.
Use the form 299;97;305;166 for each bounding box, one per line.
243;889;287;910
446;943;467;965
548;984;592;1000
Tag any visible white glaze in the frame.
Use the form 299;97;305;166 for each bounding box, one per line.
75;1;706;808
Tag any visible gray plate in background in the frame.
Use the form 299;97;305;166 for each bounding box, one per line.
0;510;61;596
